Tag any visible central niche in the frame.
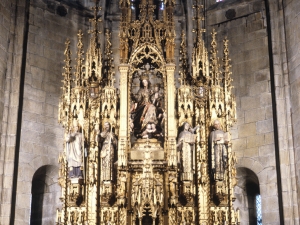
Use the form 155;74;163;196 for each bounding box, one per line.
128;44;166;147
129;61;165;146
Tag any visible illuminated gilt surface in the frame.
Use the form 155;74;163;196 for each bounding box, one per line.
57;1;239;224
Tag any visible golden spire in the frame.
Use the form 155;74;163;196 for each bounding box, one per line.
223;37;236;132
58;39;72;129
104;28;115;87
192;1;205;48
210;29;221;86
179;30;188;85
85;2;102;84
74;30;84;87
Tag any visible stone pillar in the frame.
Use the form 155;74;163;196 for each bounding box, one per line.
0;1;29;224
166;64;176;137
166;64;177;166
118;65;129;166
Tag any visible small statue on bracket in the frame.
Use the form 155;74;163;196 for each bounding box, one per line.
209;119;228;181
97;122;117;182
177;122;199;180
66;119;84;179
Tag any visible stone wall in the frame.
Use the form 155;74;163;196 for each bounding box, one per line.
12;0;91;224
0;1;13;223
283;0;300;220
0;1;10;119
0;0;27;224
264;0;299;223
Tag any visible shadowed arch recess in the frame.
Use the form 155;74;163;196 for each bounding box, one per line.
30;165;60;225
235;167;261;225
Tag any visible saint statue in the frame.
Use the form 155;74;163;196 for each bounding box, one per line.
209;119;228;181
177;122;199;181
97;122;117;181
66;119;84;178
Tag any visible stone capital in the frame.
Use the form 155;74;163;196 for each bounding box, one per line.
166;63;176;71
119;64;130;72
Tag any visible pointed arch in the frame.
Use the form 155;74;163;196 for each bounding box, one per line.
129;43;166;72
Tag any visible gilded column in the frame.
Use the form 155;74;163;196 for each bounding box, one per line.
166;64;177;167
118;65;129;166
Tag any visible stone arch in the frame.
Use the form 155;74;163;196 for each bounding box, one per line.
234;167;262;225
30;165;60;225
236;158;264;176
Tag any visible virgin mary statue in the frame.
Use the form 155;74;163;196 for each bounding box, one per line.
131;73;158;137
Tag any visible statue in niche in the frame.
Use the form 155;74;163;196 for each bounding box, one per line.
130;73;156;135
130;65;164;139
209;119;228;181
151;83;164;125
177;122;199;179
118;172;127;206
169;172;177;205
97;122;117;181
66;119;84;179
169;173;176;198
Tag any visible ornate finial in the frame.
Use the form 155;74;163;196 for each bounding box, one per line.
58;39;73;128
104;28;115;87
179;30;188;85
223;37;232;90
210;29;220;86
192;1;205;47
63;39;72;80
74;30;84;87
88;2;102;60
83;1;103;86
223;37;232;78
89;1;102;35
222;37;236;132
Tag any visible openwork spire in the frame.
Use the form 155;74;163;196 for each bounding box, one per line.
193;0;205;48
210;29;221;86
179;30;189;85
74;30;84;87
223;37;236;132
85;3;102;85
58;39;72;130
103;28;115;87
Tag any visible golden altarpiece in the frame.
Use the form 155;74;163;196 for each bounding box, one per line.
57;0;239;224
